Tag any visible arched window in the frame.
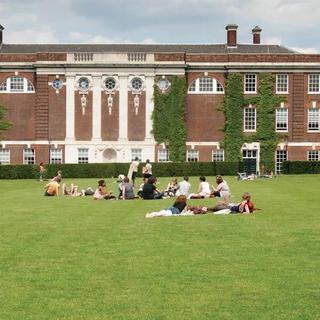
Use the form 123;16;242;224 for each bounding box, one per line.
188;76;224;94
0;76;35;93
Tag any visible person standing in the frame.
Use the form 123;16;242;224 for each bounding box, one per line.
39;162;46;181
143;159;152;179
128;157;140;186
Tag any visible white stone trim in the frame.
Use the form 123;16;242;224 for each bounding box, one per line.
92;75;102;141
65;76;75;141
145;76;155;140
118;75;128;141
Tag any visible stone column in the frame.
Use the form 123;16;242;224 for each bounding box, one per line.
92;76;102;141
65;75;75;141
145;76;155;141
118;75;128;141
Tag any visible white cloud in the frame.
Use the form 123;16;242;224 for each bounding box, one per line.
291;47;318;54
264;37;282;45
7;28;59;44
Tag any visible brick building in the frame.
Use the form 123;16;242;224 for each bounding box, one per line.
0;24;320;173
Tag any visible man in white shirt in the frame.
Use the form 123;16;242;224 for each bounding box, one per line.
176;176;191;197
143;159;152;179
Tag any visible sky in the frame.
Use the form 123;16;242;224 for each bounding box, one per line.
0;0;319;53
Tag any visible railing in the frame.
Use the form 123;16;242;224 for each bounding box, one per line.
127;53;147;62
74;53;94;62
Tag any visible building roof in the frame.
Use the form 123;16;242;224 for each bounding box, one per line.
0;43;297;54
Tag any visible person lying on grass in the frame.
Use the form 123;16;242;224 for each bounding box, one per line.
145;196;208;217
44;178;61;196
93;179;116;200
62;183;94;197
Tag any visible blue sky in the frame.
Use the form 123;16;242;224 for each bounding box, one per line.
0;0;319;53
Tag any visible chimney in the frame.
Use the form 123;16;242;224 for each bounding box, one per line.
0;24;4;45
252;26;262;44
226;24;238;47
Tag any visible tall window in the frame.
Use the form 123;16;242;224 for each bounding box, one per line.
308;74;320;93
158;149;169;162
276;108;288;131
0;76;35;93
187;150;199;162
23;148;35;164
276;150;287;174
212;149;224;162
308;108;319;131
78;148;89;164
0;149;10;165
276;74;288;93
131;148;142;161
188;77;224;94
50;148;62;164
244;107;256;132
308;150;319;161
244;74;257;93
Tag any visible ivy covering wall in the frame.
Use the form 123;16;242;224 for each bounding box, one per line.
152;76;187;162
0;105;12;137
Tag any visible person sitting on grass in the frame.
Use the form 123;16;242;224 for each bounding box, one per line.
176;176;191;198
51;170;62;182
44;178;61;196
137;177;148;198
142;176;163;200
189;176;211;199
210;175;231;204
121;176;135;200
93;179;116;200
163;177;179;198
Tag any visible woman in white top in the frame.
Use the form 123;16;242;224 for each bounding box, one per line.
190;176;211;199
143;159;152;179
211;175;231;204
128;157;139;186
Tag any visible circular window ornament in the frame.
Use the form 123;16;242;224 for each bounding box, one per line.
104;77;116;91
52;79;63;90
131;77;143;91
157;78;170;91
78;77;90;91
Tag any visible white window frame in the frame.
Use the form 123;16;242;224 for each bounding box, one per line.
243;107;256;132
23;148;35;165
158;149;169;162
131;148;142;162
0;148;10;165
188;77;224;94
0;77;35;93
212;149;224;162
187;150;199;162
307;108;320;132
78;148;89;164
244;74;257;94
308;74;320;94
50;148;63;164
307;150;319;161
276;108;288;132
276;74;289;94
275;150;287;174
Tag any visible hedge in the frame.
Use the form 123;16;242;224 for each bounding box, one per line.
282;161;320;174
0;162;244;179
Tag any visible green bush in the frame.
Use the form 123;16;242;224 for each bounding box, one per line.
0;162;242;179
282;161;320;174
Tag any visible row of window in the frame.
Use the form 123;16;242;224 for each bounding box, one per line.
0;76;35;93
244;107;320;132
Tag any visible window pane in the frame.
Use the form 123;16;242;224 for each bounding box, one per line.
188;80;196;92
276;74;288;93
23;148;35;164
0;79;7;91
245;74;256;92
308;109;319;131
27;80;34;92
50;148;62;164
187;150;198;162
78;148;89;164
131;148;142;161
309;74;320;93
10;76;24;92
276;108;288;131
199;77;213;92
308;150;319;161
276;150;287;174
244;107;256;131
0;149;10;164
212;149;224;162
158;149;169;162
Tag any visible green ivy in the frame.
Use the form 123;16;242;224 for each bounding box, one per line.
221;73;246;161
152;76;187;162
0;105;12;137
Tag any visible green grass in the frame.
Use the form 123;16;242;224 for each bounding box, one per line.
0;176;319;320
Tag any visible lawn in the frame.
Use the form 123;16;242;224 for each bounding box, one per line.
0;175;319;320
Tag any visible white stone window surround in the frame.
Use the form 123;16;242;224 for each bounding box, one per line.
74;75;93;92
188;76;224;94
101;75;119;93
307;150;319;161
243;105;256;132
128;75;145;93
276;74;289;94
307;108;320;132
244;74;257;94
0;148;10;164
276;106;288;132
0;76;35;93
187;149;199;162
212;149;224;162
308;74;320;94
23;148;35;164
